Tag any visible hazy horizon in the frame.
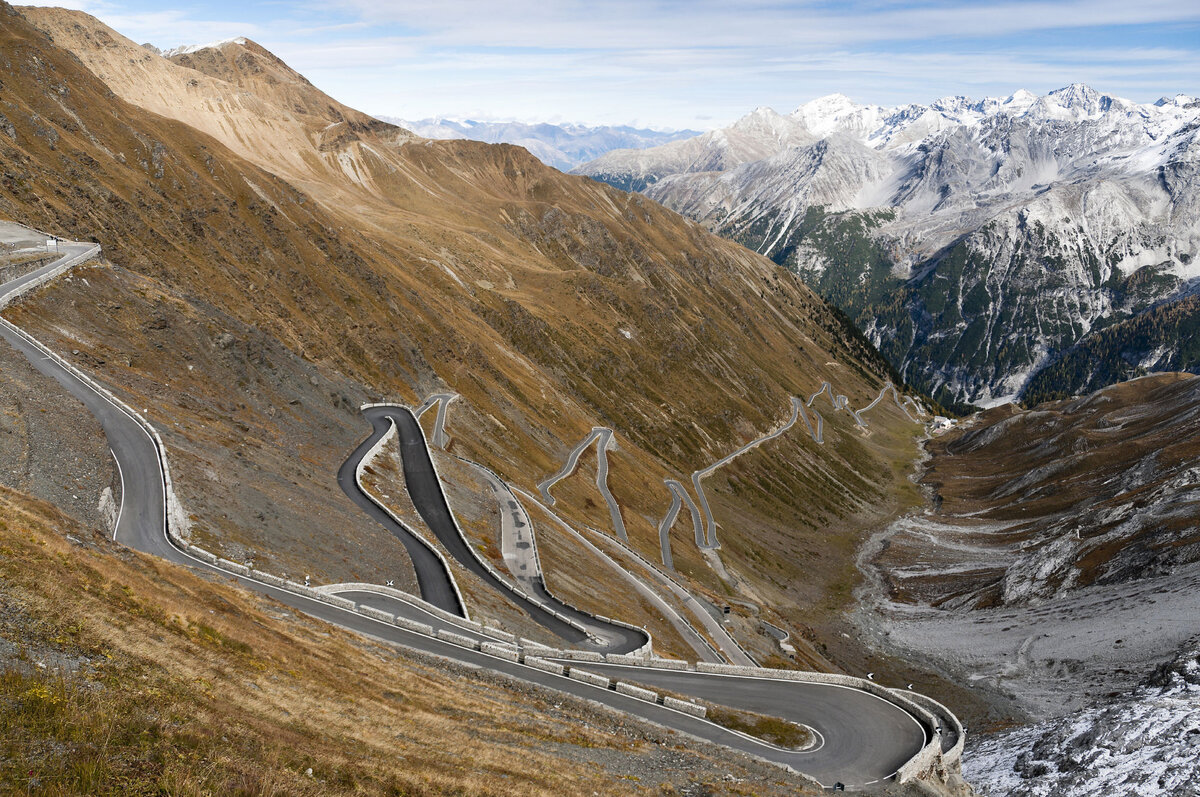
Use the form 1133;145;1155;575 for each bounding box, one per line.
20;0;1200;130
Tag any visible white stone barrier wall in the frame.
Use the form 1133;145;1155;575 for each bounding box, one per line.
357;605;395;623
662;696;707;718
896;736;943;783
189;547;217;565
567;668;612;689
523;656;565;676
902;690;965;767
249;570;288;588
318;594;356;611
519;638;555;652
615;682;658;703
436;629;482;650
217;558;250;576
551;649;604;662
480;642;520;662
483;626;516;643
604;653;659;666
393;616;434;636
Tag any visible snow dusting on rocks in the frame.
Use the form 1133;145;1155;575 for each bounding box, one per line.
966;639;1200;797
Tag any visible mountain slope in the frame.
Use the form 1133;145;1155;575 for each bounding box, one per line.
16;6;414;211
0;481;805;795
577;88;1200;408
3;3;925;675
381;117;701;171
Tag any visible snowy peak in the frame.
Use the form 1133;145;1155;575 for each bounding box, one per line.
1155;94;1200;108
793;92;857;119
727;105;812;145
791;93;887;140
161;37;248;59
1049;82;1103;107
1032;82;1126;119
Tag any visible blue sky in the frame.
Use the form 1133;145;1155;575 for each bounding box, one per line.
24;0;1200;129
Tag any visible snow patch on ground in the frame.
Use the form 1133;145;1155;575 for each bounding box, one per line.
966;640;1200;797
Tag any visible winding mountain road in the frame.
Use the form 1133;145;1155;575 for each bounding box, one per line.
354;404;648;652
537;427;628;543
0;239;941;789
337;411;465;615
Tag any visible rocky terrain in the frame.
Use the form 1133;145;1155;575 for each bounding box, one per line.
855;374;1200;791
381;117;700;171
577;88;1200;408
965;638;1200;797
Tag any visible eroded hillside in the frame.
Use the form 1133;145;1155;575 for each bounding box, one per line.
857;374;1200;732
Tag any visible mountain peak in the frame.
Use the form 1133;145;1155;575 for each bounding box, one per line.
1155;94;1199;108
1048;82;1102;106
794;93;858;117
160;37;249;58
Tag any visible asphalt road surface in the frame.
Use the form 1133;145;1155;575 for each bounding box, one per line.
365;405;647;653
572;661;929;787
337;411;465;615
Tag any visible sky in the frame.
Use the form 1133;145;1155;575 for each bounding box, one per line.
21;0;1200;130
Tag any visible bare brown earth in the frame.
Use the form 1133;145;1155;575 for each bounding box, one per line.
896;372;1200;609
2;3;922;677
856;373;1200;730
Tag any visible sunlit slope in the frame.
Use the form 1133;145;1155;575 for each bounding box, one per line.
4;2;921;664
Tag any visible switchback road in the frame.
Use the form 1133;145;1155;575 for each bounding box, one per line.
0;239;938;788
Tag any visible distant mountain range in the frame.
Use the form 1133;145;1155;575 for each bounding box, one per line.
379;117;700;171
577;86;1200;409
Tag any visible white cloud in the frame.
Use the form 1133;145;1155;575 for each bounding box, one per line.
16;0;1200;128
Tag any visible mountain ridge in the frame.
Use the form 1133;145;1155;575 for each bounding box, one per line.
381;117;701;171
576;85;1200;407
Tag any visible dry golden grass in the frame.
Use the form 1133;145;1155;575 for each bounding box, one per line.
0;484;821;796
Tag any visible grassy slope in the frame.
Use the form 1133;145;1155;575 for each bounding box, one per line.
0;484;814;796
1;3;921;666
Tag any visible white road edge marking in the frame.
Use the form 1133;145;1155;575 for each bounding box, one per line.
110;445;125;542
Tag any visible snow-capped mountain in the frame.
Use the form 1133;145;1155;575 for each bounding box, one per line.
378;117;699;171
576;86;1200;408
